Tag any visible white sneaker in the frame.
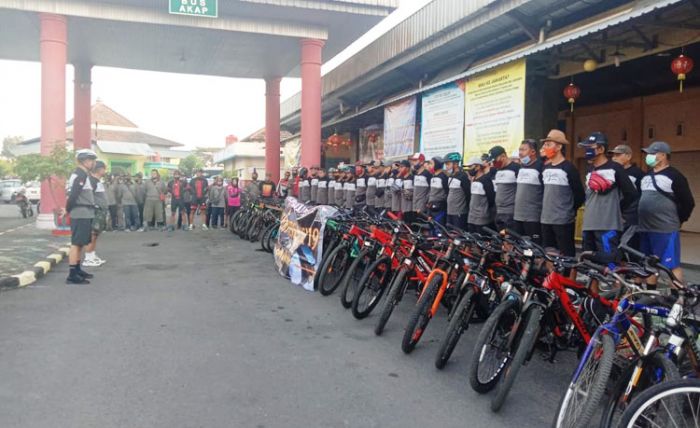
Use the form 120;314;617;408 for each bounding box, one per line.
201;224;208;230
188;224;194;231
93;254;107;265
83;258;102;267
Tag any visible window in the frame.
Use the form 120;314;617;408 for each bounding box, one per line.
676;122;684;136
648;126;655;139
621;129;627;141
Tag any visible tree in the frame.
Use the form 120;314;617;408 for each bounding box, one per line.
179;154;204;176
0;159;13;178
14;145;74;183
2;135;23;158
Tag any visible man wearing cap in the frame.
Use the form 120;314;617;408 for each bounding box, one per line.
334;168;345;206
365;161;380;214
609;144;644;247
298;167;311;203
385;163;398;213
444;152;470;230
188;168;209;230
307;166;317;204
83;160;108;267
539;129;585;257
489;145;521;231
344;167;356;210
326;168;337;205
579;132;638;263
290;167;300;198
316;168;329;205
64;149;98;284
276;170;291;199
410;153;431;216
391;162;406;215
355;163;368;210
513;139;544;243
374;164;388;213
427;156;449;225
638;141;695;284
466;156;496;232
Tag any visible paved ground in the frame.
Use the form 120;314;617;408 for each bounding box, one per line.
0;228;585;428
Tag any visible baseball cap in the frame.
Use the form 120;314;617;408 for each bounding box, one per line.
487;146;506;161
465;156;483;167
578;131;608;149
541;129;569;145
642;141;671;155
399;160;411;168
409;153;425;162
608;144;632;155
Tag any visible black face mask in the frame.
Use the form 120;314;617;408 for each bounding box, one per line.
468;168;478;177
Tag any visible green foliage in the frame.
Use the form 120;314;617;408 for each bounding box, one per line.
1;135;23;158
0;159;13;178
178;154;204;176
14;145;75;183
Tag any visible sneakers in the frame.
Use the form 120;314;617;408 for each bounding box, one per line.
138;227;147;232
201;224;208;230
66;275;90;285
77;269;94;279
83;258;102;267
188;224;194;231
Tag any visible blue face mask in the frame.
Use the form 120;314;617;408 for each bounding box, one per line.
521;155;531;165
584;146;598;160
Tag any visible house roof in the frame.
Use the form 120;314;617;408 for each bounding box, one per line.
66;101;137;128
242;127;293;143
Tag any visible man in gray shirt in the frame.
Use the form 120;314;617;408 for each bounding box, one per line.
513;139;544;244
489;145;520;231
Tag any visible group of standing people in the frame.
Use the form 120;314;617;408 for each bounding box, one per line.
279;128;695;283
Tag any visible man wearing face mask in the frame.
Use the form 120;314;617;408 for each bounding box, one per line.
444;152;470;230
427;156;449;226
334;167;345;207
309;166;319;204
316;168;329;205
365;161;380;214
513;139;544;243
141;169;167;232
344;167;356;210
466;156;496;233
410;153;431;216
392;161;407;215
578;132;637;264
489;145;520;231
298;167;311;203
539;129;585;257
355;163;368;210
326;168;337;206
401;160;415;223
609;144;644;248
385;163;398;213
375;163;388;213
638;142;695;285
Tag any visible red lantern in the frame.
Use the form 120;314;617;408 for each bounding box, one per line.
327;133;342;147
563;82;581;112
671;54;694;93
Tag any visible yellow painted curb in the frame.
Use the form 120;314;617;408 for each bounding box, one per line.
47;254;62;264
58;247;70;255
12;271;36;288
34;261;52;274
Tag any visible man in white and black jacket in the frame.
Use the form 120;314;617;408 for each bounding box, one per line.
638;141;695;285
513;139;544;244
578;132;637;264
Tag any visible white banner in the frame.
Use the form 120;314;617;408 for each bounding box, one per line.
420;82;466;159
383;97;416;160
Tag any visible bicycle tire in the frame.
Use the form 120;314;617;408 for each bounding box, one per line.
553;333;616;428
435;288;477;370
248;217;262;242
265;224;279;253
340;248;373;309
491;305;543;412
315;235;340;290
260;223;275;252
374;267;409;336
352;256;392;319
598;350;679;428
318;243;351;296
401;273;442;354
616;378;698;428
468;298;519;394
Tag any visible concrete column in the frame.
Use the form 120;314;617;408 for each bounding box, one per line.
265;77;281;183
300;38;324;167
38;13;67;227
73;63;92;150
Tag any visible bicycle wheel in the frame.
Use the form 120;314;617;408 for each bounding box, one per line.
340;248;373;309
318;244;351;296
248;217;263;242
598;350;679;428
491;305;543;412
260;223;274;252
374;267;409;336
617;378;698;428
468;298;519;393
435;288;477;370
352;256;392;319
265;224;279;253
553;333;615;428
401;273;441;354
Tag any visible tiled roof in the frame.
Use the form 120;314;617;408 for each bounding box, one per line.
66;101;137;128
242;127;293;143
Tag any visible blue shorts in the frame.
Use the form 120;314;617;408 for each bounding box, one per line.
639;231;681;269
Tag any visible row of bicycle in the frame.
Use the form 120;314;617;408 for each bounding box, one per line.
231;200;700;428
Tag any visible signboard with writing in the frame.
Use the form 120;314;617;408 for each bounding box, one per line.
420;82;466;159
383;97;417;160
169;0;218;18
464;60;526;160
274;197;337;291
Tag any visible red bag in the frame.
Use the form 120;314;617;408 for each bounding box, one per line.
588;171;613;193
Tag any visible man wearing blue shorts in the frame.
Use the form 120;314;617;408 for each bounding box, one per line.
638;141;695;287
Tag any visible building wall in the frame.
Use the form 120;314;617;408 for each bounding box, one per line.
223;156;266;181
562;87;700;232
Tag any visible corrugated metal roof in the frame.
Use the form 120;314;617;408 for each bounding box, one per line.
96;141;155;156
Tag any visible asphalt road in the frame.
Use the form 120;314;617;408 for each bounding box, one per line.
0;228;589;428
0;202;35;231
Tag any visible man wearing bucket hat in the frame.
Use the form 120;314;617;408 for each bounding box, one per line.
539;129;585;257
513;139;544;244
444;152;470;230
638;141;695;285
578;132;637;264
466;156;496;233
427;156;449;225
489;145;520;231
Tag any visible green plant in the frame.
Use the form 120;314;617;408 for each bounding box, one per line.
0;159;13;178
14;145;74;183
179;154;204;176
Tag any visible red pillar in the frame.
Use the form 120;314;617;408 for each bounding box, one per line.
73;63;92;150
265;77;281;184
38;13;67;223
300;39;324;167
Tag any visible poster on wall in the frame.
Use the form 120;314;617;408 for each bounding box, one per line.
359;125;384;163
464;60;526;160
283;137;301;169
420;82;465;159
383;97;417;159
274;197;337;292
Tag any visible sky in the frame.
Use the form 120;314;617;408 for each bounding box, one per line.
0;0;432;151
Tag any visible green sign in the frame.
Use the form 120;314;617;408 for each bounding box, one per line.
169;0;217;18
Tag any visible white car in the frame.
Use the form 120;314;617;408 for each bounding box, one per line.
23;181;41;204
0;179;22;203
